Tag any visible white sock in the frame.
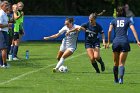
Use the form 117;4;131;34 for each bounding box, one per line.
55;57;64;69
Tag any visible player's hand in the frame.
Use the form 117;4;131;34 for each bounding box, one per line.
137;41;140;47
106;43;110;49
44;37;50;40
65;31;70;36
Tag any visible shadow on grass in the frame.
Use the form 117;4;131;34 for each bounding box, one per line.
71;71;112;74
8;57;54;69
0;86;32;89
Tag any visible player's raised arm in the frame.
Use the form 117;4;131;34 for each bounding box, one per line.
65;27;80;36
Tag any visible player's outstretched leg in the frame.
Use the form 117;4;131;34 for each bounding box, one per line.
92;61;100;73
97;57;105;72
53;57;64;73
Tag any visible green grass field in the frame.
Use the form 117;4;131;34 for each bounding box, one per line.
0;42;140;93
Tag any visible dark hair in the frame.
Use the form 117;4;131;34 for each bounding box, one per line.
89;10;106;19
65;17;74;23
117;6;126;17
89;13;98;19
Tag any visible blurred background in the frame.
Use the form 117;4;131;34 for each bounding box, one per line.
1;0;139;42
6;0;140;16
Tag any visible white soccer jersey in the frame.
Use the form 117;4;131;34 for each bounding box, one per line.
59;24;80;52
0;9;8;32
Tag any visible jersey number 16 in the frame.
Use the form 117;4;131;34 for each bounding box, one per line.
117;20;124;27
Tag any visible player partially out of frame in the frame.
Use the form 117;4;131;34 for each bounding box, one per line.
66;11;106;73
107;6;140;84
44;17;80;72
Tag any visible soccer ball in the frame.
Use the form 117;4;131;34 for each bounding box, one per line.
58;65;68;73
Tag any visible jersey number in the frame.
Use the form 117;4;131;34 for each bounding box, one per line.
88;33;94;37
117;20;124;27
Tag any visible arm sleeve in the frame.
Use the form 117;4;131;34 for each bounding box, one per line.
129;19;134;26
110;20;114;25
58;26;67;35
0;14;3;24
74;24;81;28
81;23;88;29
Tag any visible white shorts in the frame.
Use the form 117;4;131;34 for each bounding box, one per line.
59;44;76;53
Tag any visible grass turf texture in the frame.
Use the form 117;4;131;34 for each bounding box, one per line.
0;42;140;93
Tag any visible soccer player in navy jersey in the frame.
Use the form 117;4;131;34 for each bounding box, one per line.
67;12;106;73
107;6;140;84
80;13;106;73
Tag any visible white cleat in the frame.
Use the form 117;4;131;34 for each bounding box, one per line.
1;65;9;68
13;57;19;60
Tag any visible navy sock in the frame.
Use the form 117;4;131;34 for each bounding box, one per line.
119;66;125;79
113;66;118;82
97;57;105;71
92;62;100;73
0;52;3;65
7;45;11;59
13;45;18;58
97;57;103;64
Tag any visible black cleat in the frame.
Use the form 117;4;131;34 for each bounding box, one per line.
114;79;119;83
101;62;105;72
96;70;100;73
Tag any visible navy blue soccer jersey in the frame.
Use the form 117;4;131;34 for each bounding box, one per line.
81;22;104;42
110;17;133;43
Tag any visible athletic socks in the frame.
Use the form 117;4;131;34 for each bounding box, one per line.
13;45;18;58
55;57;64;69
97;57;105;71
119;66;125;84
92;62;100;73
0;52;3;65
113;66;118;83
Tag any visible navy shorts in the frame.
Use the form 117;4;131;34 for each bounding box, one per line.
13;32;19;40
112;42;130;52
85;39;100;49
0;31;8;49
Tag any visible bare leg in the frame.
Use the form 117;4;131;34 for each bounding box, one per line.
86;48;100;73
56;51;64;61
118;52;128;84
54;49;73;72
94;47;105;72
1;49;7;67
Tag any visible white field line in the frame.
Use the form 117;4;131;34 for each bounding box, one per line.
0;52;86;85
0;46;107;85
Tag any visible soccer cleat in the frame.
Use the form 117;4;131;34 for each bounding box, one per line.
53;68;57;73
96;70;100;73
114;79;119;83
1;65;8;68
13;57;19;61
101;62;105;72
119;78;123;84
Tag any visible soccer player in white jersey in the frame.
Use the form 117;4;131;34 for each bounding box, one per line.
44;17;80;72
